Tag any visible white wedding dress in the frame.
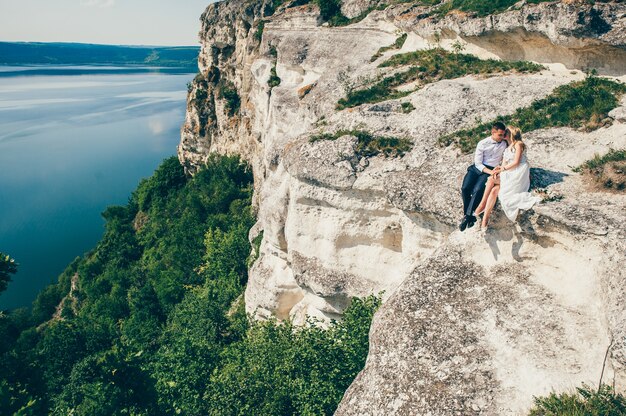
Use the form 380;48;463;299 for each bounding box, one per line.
499;145;541;221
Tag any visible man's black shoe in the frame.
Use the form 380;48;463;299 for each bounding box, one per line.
459;217;470;231
466;216;477;229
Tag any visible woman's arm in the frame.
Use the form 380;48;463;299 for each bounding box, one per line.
502;142;524;171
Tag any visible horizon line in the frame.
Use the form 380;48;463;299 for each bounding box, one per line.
0;40;201;48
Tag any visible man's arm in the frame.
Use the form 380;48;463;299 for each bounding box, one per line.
474;140;489;174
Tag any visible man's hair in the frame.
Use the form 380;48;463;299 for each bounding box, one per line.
492;121;506;131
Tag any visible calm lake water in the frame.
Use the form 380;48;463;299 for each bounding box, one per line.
0;65;195;310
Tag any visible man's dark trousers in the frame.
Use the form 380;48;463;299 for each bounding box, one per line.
461;164;493;217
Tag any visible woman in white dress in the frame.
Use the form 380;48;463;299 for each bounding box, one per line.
474;126;540;228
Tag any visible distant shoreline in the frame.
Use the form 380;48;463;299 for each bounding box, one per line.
3;40;198;48
0;41;200;69
0;65;198;77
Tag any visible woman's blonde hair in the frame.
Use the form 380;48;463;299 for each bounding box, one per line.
506;126;525;152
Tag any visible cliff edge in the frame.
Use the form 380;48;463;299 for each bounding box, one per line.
179;0;626;413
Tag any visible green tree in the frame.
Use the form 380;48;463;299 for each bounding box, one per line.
151;287;225;415
0;155;378;416
0;252;18;294
205;295;381;415
53;347;157;416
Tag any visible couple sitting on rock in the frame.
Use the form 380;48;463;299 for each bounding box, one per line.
459;121;540;231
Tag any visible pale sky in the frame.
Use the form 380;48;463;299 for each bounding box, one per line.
0;0;217;46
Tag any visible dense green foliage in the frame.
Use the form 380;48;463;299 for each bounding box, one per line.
0;155;378;415
439;76;626;153
0;155;253;414
574;148;626;191
0;253;18;295
315;0;343;22
337;48;543;109
310;129;414;157
206;295;380;415
270;0;557;24
529;384;626;416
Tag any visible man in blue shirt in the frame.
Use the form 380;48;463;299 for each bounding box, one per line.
459;121;507;231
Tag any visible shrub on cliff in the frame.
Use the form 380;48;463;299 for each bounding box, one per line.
316;0;342;22
134;157;187;211
268;64;281;88
268;45;281;89
218;80;241;117
574;148;626;191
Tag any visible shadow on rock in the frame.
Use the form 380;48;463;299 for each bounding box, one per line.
530;167;568;189
482;210;538;262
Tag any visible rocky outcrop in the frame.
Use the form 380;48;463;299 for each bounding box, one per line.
336;212;626;415
178;0;626;175
393;1;626;75
180;0;626;413
178;0;273;175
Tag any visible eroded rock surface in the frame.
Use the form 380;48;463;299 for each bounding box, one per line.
336;214;626;414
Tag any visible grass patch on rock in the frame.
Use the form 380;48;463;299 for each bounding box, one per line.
436;0;554;17
247;230;264;268
310;129;413;157
218;80;240;117
337;48;543;109
401;102;415;113
439;76;626;153
574;148;626;191
371;33;407;62
254;20;266;42
268;45;281;89
529;383;626;416
268;66;281;88
379;48;542;72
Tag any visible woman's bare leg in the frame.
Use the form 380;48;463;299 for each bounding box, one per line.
481;185;500;228
474;177;495;216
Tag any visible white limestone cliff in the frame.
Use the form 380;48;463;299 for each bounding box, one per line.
178;0;626;413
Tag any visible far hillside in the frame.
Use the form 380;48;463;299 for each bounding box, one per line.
0;42;199;68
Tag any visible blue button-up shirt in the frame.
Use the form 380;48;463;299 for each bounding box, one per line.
474;136;507;172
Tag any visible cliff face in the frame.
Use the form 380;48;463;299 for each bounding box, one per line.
179;0;626;413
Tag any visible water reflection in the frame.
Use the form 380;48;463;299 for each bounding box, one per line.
0;66;195;309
